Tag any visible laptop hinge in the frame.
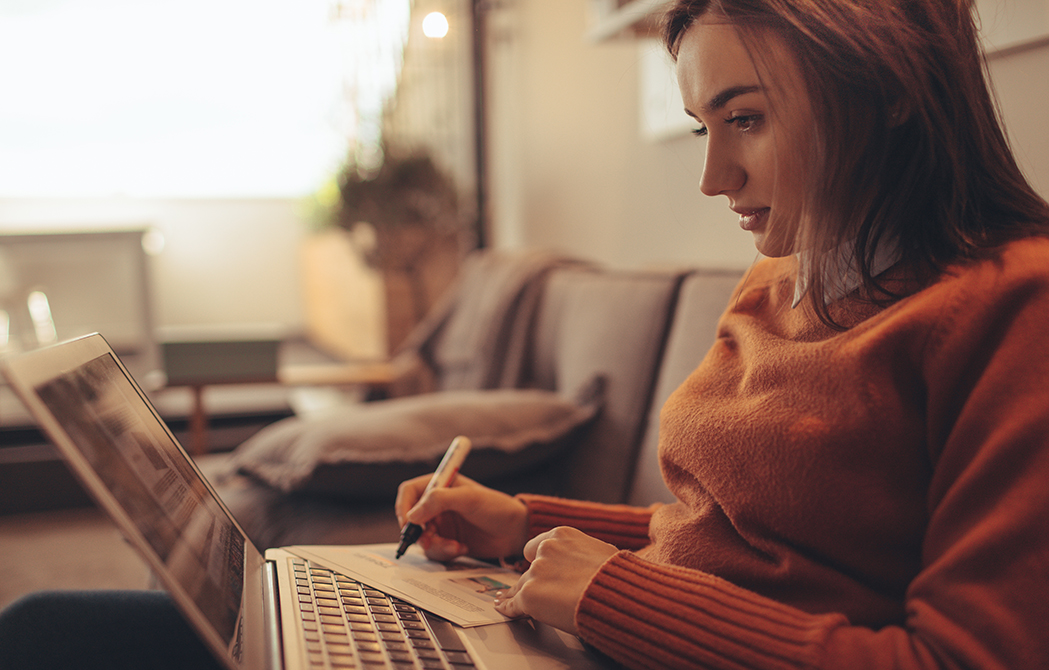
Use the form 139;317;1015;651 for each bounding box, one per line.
262;560;284;670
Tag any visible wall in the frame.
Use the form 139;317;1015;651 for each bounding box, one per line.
486;0;754;271
986;44;1049;197
0;198;308;332
484;0;1049;271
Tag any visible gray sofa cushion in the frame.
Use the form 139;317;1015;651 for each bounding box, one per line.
221;380;604;502
524;267;689;503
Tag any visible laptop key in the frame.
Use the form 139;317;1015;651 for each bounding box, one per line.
358;650;385;664
444;651;475;666
422;613;467;652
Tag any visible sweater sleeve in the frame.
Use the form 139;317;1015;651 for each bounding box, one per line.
578;552;845;669
576;242;1049;670
517;494;656;551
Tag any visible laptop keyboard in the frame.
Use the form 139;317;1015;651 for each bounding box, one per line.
291;557;477;669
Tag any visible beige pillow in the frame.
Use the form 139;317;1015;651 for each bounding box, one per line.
225;382;603;501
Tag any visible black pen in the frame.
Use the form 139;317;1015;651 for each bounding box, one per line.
396;436;472;559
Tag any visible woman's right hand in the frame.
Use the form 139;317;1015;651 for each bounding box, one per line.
394;474;530;562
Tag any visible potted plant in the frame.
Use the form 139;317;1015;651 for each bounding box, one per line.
333;149;468;353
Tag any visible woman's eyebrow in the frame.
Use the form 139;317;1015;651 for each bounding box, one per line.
702;84;762;113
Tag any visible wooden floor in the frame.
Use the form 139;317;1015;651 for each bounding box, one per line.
0;507;151;611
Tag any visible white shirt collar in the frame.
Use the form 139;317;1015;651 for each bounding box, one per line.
792;237;901;308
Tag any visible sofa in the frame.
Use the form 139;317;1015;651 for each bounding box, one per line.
198;249;744;551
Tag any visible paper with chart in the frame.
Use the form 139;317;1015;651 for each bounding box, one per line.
287;543;520;627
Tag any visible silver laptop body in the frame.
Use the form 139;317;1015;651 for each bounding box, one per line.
1;334;614;670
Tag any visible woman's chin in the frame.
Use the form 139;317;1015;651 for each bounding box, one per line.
752;233;794;258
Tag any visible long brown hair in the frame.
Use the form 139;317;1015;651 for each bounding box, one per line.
664;0;1049;325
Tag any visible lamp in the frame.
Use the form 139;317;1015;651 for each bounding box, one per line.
422;11;448;38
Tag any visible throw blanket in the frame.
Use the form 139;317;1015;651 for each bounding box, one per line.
398;248;587;391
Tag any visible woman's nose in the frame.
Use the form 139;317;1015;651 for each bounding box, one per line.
699;140;745;197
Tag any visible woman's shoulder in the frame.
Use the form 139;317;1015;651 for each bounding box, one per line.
940;235;1049;292
908;235;1049;340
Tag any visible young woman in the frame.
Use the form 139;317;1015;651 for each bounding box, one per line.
394;0;1049;668
3;1;1048;668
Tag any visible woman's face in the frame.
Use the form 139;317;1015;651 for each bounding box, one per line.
676;16;814;258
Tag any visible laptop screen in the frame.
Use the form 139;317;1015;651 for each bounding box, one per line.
32;351;244;648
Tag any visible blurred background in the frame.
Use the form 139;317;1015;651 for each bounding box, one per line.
0;0;1047;494
2;0;1046;361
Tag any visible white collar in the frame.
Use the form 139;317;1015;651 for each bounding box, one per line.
792;238;901;308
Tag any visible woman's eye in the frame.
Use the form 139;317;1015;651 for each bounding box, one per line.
727;114;761;132
691;126;708;138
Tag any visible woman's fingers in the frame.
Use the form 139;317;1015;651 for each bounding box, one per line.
491;527;618;635
408;525;462;561
394;474;530;561
395;473;479;529
394;474;435;526
493;588;526;619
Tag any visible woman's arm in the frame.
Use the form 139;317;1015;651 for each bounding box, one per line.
517;494;657;551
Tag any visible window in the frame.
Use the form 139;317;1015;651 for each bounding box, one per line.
0;0;410;198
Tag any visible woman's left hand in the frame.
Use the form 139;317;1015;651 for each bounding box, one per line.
493;527;618;635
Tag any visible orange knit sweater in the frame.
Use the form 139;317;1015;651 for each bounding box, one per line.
520;237;1049;669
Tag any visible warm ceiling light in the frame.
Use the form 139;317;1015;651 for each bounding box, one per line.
422;11;448;38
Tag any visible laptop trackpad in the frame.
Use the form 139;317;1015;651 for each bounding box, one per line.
460;619;621;670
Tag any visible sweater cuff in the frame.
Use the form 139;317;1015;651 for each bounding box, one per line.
576;552;844;670
516;494;654;550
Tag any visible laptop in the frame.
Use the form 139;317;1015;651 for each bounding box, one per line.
1;333;616;670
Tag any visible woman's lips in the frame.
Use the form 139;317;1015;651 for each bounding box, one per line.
736;208;770;232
